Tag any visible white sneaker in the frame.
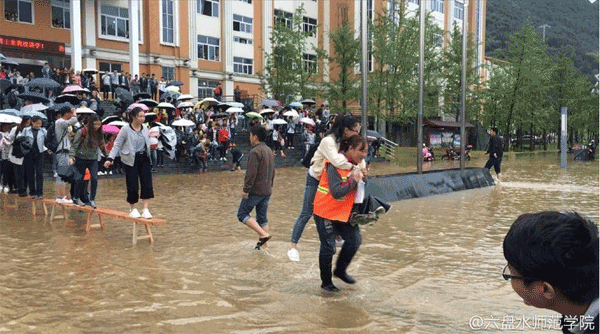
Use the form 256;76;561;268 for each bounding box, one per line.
2;186;8;193
141;208;152;219
287;248;300;262
335;239;345;248
56;197;64;203
62;197;73;204
129;208;141;218
98;171;105;176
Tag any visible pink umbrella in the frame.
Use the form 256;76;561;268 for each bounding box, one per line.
127;103;150;111
177;101;194;109
102;125;120;135
300;118;316;126
62;85;87;94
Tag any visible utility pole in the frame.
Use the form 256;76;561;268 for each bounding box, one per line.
417;0;425;173
538;24;551;43
361;0;368;139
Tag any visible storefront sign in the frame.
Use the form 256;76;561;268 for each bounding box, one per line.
0;35;65;54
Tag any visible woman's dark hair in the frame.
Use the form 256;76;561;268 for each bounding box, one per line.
503;211;599;304
31;116;42;124
129;107;145;123
84;114;104;148
340;134;367;153
326;115;359;142
18;116;31;130
249;125;267;142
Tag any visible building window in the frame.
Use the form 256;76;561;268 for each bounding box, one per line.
99;62;122;73
274;9;293;28
303;17;317;37
407;0;419;4
434;33;443;47
198;35;220;61
233;14;252;33
162;66;175;81
198;79;219;99
51;0;70;28
4;0;33;23
431;0;444;13
198;0;219;18
303;54;317;73
238;0;251;3
454;1;463;20
233;57;253;75
234;36;252;45
161;0;174;44
101;5;129;38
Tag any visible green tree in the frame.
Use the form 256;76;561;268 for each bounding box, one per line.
258;6;323;103
322;18;360;114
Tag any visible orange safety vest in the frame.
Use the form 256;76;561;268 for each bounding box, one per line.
313;163;356;223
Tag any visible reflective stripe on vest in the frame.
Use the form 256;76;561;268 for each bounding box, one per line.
313;164;355;222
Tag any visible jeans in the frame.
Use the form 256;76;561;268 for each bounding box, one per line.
124;153;154;204
74;159;98;202
13;163;26;195
24;153;44;196
290;172;320;243
150;149;158;169
237;195;271;227
1;160;14;189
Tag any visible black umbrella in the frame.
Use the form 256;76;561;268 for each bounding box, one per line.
115;87;134;105
137;98;158;108
24;78;60;89
367;130;383;140
134;92;151;101
350;195;391;225
50;102;75;112
0;79;11;92
101;115;121;125
300;99;316;105
1;58;19;66
18;91;49;104
211;112;229;118
170;81;184;86
54;94;80;104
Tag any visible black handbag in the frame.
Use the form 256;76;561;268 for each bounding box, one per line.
12;136;33;158
57;164;76;184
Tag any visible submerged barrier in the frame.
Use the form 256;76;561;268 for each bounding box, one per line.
366;167;495;202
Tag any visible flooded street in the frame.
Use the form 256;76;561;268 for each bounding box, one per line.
0;153;598;333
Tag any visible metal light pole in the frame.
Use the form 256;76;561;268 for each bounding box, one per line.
361;0;368;138
459;0;469;169
417;0;425;173
538;24;551;43
561;107;568;169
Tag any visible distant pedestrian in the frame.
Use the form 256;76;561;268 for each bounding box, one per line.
484;127;503;181
213;82;222;102
236;126;275;250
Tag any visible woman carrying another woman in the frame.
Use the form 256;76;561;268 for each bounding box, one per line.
313;134;368;292
104;107;155;219
69;114;104;208
287;115;366;262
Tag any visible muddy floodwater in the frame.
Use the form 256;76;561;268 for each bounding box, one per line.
0;153;598;333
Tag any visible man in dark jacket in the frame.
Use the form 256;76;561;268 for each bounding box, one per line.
236;126;275;250
484;127;503;181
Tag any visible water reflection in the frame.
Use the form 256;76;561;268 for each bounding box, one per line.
0;154;597;333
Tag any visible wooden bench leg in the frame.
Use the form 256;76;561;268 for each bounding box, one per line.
42;202;48;216
145;225;154;244
132;223;137;245
98;214;105;230
85;211;93;232
32;200;36;216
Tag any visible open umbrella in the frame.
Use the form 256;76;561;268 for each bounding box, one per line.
259;108;275;115
137;99;158;108
50;102;75;113
367;130;383;140
0;114;21;123
76;107;96;114
177;94;194;101
21;110;47;119
133;92;151;101
102;125;120;135
127;103;150;111
20;103;48;114
54;94;80;104
25;78;61;89
102;115;121;124
0;53;5;61
1;58;19;66
300;118;316;126
289;102;303;109
301;99;316;105
272;119;288;125
62;85;87;94
115;87;134;104
177;101;194;109
211;112;228;118
170;81;184;86
0;109;19;117
165;86;180;93
157;102;176;110
0;79;11;92
82;68;98;74
260;99;280;107
18;92;49;104
171;119;196;127
283;110;299;118
197;98;219;109
245;112;263;120
226;107;245;114
108;120;128;127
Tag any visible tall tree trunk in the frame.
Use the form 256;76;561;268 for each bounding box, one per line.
530;123;534;151
543;128;547;150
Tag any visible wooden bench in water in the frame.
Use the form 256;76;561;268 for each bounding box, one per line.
1;193;166;245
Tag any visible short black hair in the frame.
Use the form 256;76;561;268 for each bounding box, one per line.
249;125;267;142
503;211;599;304
490;127;499;134
31;116;42;123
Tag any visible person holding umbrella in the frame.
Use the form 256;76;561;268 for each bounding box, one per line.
69;114;104;208
104;107;155;219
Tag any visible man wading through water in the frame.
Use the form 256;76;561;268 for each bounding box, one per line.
236;126;275;250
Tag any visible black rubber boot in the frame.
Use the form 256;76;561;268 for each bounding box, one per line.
320;257;338;291
333;248;357;284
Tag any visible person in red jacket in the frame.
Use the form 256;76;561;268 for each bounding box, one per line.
217;122;229;161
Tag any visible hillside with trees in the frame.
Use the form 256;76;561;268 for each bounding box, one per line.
486;0;599;81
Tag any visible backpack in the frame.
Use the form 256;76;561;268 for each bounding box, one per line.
45;122;58;152
301;144;319;168
7;91;17;108
11;129;32;158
